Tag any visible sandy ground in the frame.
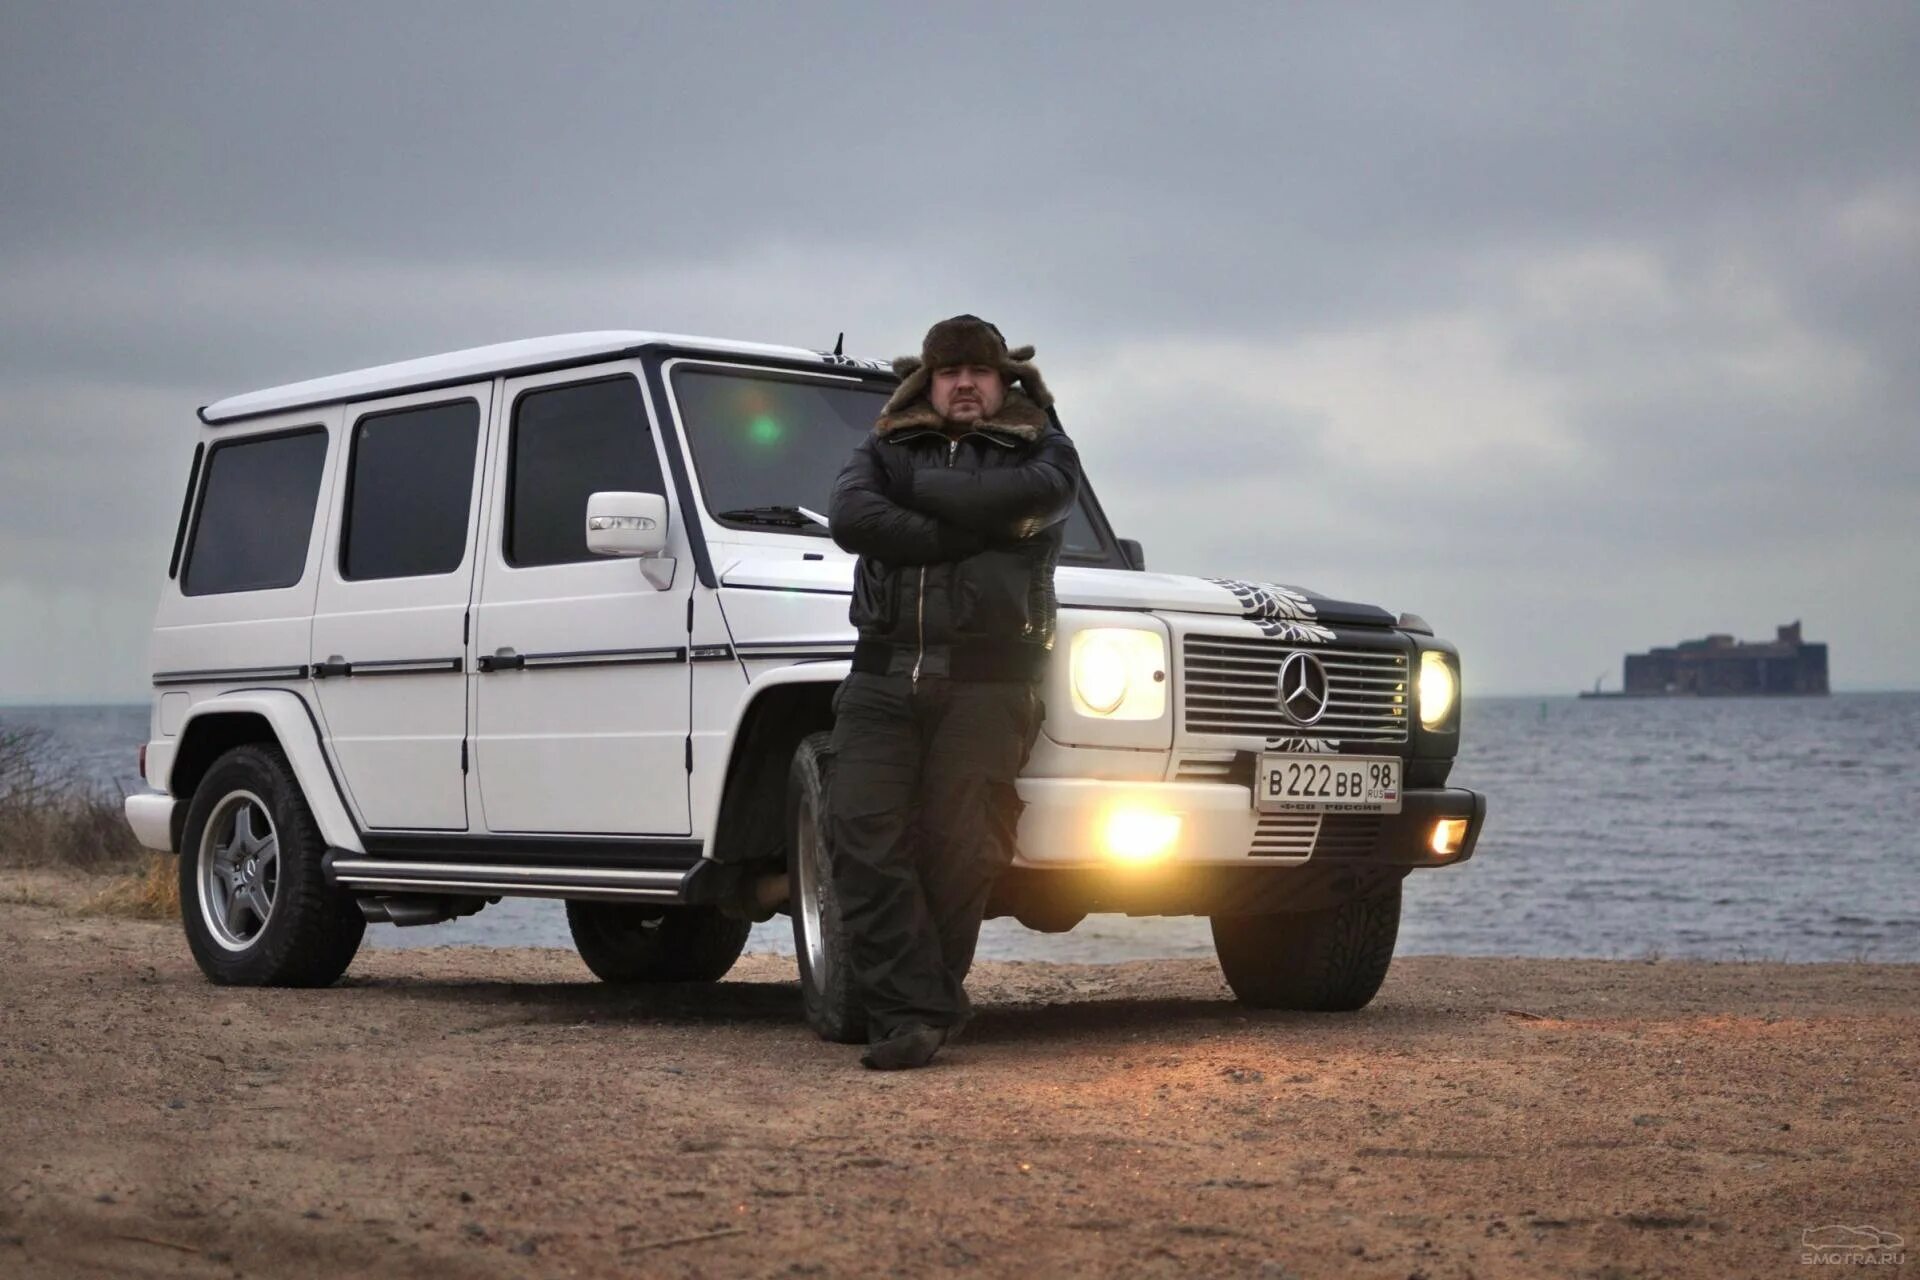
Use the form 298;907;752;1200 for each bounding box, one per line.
1;874;1914;1279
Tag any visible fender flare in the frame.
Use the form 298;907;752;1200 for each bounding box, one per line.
166;690;365;854
695;660;849;845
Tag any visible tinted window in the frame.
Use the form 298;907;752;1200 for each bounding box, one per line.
183;429;328;595
672;366;1120;563
342;400;480;580
507;377;663;567
1061;504;1102;560
672;369;871;538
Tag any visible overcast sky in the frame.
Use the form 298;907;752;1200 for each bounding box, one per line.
2;1;1915;700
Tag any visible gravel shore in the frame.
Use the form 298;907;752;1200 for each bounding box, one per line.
1;877;1913;1278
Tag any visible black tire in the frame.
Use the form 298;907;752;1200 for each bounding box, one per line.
787;731;865;1044
178;743;365;987
1209;883;1403;1011
565;901;750;984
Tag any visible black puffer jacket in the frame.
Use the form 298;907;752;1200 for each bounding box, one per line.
828;387;1082;681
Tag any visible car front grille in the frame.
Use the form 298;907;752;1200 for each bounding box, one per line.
1249;813;1384;858
1181;636;1410;743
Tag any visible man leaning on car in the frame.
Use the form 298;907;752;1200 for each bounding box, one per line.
825;315;1083;1070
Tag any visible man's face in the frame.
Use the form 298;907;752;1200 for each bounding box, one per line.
929;364;1005;425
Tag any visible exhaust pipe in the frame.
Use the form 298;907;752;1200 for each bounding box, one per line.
356;894;491;928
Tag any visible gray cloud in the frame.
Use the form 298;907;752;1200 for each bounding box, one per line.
1;1;1915;699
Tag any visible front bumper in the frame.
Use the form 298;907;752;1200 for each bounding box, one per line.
124;793;178;853
1011;778;1485;869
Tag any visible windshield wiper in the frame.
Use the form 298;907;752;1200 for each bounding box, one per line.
714;505;830;530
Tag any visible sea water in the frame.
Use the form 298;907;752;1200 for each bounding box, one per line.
9;693;1916;962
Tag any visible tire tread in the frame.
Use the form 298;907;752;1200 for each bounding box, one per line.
1210;884;1402;1011
788;731;865;1043
179;743;364;988
565;901;749;984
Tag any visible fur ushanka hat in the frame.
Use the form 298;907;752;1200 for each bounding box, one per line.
875;314;1054;438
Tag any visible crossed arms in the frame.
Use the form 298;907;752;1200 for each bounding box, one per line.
828;427;1083;564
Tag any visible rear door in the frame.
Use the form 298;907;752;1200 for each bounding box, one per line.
471;365;693;834
309;386;490;830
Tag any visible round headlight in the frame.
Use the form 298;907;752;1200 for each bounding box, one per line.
1073;633;1131;714
1419;652;1457;729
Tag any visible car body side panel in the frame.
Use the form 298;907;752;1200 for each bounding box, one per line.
165;690;365;853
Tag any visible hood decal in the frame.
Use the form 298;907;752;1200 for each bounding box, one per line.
717;560;1395;632
1202;578;1338;644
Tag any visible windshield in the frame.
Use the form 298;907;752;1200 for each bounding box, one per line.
670;364;1116;562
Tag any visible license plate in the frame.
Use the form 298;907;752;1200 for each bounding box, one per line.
1255;753;1402;814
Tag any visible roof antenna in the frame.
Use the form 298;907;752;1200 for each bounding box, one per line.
832;332;844;357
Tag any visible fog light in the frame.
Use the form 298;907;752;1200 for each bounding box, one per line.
1102;809;1182;863
1430;817;1469;857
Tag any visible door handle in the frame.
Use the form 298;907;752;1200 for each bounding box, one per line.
311;656;352;679
477;648;525;673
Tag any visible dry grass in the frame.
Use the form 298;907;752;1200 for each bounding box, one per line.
0;723;146;873
79;853;181;920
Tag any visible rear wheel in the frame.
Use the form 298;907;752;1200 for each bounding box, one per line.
787;731;864;1043
565;901;749;983
1209;883;1402;1011
178;743;365;987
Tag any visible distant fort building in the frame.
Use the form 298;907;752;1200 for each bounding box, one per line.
1620;621;1829;696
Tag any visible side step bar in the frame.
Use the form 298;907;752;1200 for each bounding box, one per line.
325;856;716;904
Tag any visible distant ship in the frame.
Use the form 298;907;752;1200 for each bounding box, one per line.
1581;621;1829;698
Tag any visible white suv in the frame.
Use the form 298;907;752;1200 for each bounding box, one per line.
125;331;1483;1027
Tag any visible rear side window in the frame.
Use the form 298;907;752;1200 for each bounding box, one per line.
506;376;664;567
341;400;481;581
183;428;329;596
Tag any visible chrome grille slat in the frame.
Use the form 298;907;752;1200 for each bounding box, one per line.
1249;814;1320;855
1171;753;1237;781
1248;813;1384;859
1175;694;1405;717
1182;635;1410;743
1188;639;1403;660
1186;670;1408;692
1190;702;1405;721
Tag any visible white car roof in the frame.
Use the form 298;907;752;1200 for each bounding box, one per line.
199;330;859;423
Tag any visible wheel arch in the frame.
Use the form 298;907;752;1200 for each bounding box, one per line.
168;691;364;854
700;666;842;866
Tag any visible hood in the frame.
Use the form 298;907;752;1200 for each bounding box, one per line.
717;558;1397;630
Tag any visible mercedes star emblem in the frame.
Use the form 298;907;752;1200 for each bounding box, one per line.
1277;651;1330;726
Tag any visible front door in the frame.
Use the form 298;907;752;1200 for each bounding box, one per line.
310;385;491;830
471;364;693;834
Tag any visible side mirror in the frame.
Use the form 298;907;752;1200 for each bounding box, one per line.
586;491;669;557
1118;537;1146;571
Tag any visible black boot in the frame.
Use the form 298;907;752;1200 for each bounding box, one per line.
860;1023;947;1071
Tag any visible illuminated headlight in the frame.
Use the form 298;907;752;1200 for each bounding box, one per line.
1418;652;1457;729
1070;628;1168;720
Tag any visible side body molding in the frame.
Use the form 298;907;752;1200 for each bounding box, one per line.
163;690;366;854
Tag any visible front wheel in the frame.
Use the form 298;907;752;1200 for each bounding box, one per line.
1209;883;1402;1011
787;731;865;1043
178;743;365;987
565;902;749;984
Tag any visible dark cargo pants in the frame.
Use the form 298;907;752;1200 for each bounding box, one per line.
826;671;1043;1040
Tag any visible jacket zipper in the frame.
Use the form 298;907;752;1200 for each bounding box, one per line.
911;435;963;690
